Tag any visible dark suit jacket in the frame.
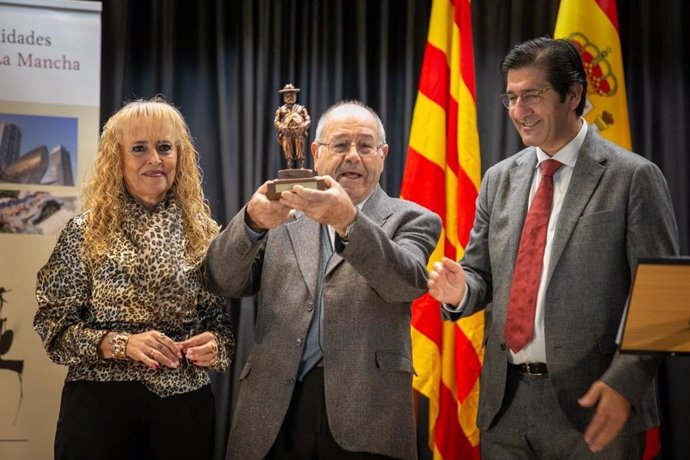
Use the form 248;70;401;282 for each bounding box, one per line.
451;130;679;434
205;185;441;460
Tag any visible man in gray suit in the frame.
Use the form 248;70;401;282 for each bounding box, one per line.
428;37;679;459
205;101;441;459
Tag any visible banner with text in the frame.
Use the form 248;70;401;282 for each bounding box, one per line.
0;1;101;458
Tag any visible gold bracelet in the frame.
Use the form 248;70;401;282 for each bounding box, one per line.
109;332;130;360
211;332;221;367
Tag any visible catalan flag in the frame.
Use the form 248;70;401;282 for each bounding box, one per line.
401;0;482;458
556;2;659;458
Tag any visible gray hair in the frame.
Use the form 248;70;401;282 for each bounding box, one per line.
314;100;386;144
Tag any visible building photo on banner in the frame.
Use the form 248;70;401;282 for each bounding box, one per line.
0;0;101;458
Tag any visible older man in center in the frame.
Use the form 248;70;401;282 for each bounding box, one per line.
205;100;441;459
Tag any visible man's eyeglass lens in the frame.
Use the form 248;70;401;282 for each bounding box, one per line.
325;139;380;156
499;88;550;109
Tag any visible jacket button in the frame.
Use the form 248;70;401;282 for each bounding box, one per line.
306;304;313;312
287;377;294;385
500;343;507;351
296;337;303;346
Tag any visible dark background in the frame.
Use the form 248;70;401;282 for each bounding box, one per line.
99;1;690;458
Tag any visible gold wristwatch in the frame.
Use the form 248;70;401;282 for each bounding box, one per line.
109;332;130;360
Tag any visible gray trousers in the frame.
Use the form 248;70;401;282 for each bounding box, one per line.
481;366;646;460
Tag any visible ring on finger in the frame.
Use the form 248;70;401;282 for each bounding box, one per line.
210;341;218;353
148;349;155;359
158;332;166;342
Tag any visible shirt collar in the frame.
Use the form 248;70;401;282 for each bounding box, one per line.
356;190;374;210
535;119;588;169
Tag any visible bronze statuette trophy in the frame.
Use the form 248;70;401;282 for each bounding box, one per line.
267;83;325;199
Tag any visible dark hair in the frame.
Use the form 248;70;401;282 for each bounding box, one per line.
500;37;587;116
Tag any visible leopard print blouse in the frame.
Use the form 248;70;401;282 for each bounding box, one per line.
34;193;234;397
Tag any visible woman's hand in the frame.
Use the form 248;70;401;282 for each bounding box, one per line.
177;332;220;368
126;331;182;370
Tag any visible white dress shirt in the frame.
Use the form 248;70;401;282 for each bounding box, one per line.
510;120;587;364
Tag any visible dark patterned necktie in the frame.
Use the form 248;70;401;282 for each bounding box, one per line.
504;159;563;353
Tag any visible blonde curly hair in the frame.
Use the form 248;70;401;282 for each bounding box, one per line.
82;96;219;263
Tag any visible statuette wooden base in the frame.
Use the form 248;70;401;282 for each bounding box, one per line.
267;168;326;200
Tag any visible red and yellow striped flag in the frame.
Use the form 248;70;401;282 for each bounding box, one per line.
556;2;659;458
401;0;482;457
555;0;631;150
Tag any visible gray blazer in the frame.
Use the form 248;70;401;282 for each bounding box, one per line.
206;185;441;460
453;130;679;434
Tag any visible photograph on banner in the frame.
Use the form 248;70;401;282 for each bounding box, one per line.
0;189;79;234
0;113;77;186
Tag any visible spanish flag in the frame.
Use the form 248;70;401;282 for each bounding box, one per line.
556;1;659;458
554;0;631;150
401;0;482;457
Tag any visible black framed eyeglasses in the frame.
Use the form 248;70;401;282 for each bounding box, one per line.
498;87;552;109
316;137;383;156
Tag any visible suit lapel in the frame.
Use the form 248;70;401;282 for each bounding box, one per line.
326;240;343;275
286;214;321;298
324;186;391;276
546;133;606;284
506;151;539;270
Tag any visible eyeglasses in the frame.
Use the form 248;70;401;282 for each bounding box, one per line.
499;87;552;109
317;138;383;156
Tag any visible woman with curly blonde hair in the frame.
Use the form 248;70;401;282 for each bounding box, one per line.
34;97;233;460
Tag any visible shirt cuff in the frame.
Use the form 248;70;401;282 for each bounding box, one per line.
244;222;266;241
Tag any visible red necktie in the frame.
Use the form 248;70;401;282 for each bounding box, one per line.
504;159;563;353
